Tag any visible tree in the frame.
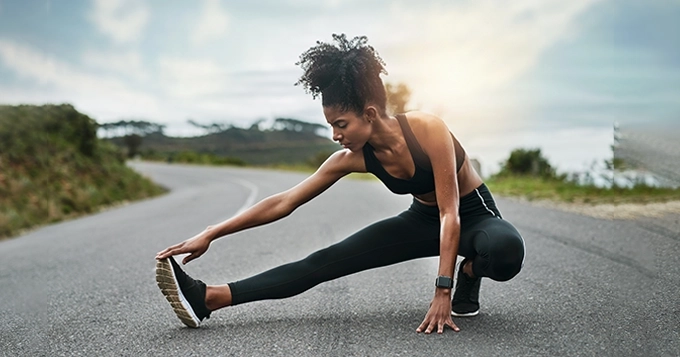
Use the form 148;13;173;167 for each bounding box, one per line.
249;118;266;131
272;118;327;136
385;82;411;114
123;134;143;158
99;120;165;138
187;119;230;134
98;119;165;157
498;148;555;179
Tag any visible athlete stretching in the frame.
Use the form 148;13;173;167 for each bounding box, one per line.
155;34;525;334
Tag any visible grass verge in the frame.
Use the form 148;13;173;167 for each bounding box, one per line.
0;104;167;239
485;175;680;205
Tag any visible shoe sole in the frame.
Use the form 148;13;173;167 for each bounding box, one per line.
156;258;201;328
451;310;479;317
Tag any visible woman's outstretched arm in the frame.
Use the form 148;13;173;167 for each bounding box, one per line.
410;113;462;334
155;149;364;264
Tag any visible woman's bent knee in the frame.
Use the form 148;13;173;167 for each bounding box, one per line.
491;260;522;281
489;233;525;282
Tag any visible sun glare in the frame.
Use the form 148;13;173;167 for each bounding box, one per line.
383;1;598;134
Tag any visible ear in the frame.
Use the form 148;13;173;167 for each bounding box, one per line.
363;106;379;122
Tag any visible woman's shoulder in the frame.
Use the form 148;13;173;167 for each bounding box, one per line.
402;110;437;121
402;111;450;136
322;148;367;174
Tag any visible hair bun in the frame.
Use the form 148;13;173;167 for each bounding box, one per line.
296;34;388;114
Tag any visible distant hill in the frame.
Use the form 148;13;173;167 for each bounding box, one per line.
109;125;341;166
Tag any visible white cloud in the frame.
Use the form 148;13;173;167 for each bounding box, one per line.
88;0;149;44
158;57;229;99
82;50;148;81
0;39;160;120
192;0;230;46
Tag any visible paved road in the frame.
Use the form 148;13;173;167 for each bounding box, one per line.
1;162;678;356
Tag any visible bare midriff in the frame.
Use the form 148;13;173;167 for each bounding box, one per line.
413;156;484;207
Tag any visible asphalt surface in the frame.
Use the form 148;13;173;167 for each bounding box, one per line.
1;162;678;357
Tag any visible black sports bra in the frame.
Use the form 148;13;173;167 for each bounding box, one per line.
362;114;467;195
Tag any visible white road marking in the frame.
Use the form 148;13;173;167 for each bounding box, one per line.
229;178;259;216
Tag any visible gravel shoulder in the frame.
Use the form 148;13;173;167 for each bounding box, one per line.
503;197;680;221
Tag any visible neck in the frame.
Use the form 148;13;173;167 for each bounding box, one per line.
366;115;402;153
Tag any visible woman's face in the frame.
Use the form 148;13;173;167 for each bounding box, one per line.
323;106;373;152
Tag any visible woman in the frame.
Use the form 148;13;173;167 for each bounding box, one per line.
155;34;525;334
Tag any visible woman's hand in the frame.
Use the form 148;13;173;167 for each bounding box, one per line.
416;290;460;334
155;228;214;264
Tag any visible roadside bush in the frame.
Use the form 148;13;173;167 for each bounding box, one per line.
497;148;556;179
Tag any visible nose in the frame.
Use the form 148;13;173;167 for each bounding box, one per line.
332;130;342;142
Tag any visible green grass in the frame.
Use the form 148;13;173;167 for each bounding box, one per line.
0;104;167;239
260;163;317;173
142;150;247;166
486;175;680;205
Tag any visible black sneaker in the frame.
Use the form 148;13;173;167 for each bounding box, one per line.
156;257;211;328
451;259;481;317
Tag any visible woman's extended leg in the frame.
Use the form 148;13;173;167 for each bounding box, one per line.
209;198;525;310
225;206;441;306
158;202;441;326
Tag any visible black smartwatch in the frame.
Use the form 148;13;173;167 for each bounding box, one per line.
435;276;453;289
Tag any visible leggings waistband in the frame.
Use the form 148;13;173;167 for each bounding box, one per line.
409;183;501;219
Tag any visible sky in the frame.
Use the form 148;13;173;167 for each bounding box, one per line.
0;0;678;173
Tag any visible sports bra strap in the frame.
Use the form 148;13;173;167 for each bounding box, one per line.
395;114;466;172
395;114;432;171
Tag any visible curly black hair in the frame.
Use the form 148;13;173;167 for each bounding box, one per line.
295;34;388;115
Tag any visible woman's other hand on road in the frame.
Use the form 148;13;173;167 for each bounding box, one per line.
416;290;460;334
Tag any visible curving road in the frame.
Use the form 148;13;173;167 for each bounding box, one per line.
1;162;678;356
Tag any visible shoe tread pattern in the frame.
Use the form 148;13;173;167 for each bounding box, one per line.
155;259;200;328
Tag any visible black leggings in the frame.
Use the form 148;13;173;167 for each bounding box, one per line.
228;184;525;305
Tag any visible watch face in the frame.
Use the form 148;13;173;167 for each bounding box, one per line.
436;276;453;288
